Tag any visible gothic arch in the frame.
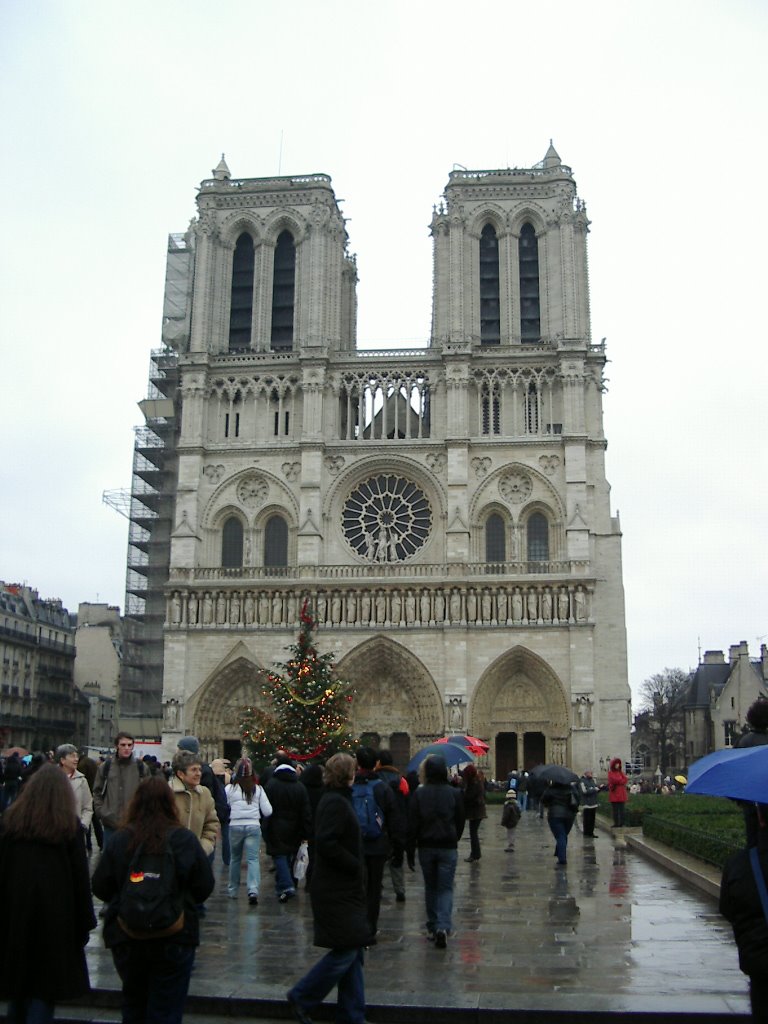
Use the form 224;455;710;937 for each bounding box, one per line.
470;645;570;769
263;210;307;245
469;462;564;525
337;636;444;741
219;213;265;247
201;468;299;530
469;204;507;238
189;649;267;757
323;455;447;524
509;205;548;237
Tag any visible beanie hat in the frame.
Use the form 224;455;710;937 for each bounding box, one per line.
234;757;253;778
505;788;518;800
177;736;200;754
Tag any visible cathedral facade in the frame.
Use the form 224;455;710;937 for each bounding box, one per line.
125;145;630;776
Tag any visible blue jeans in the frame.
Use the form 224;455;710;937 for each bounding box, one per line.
7;997;54;1024
518;791;528;811
548;814;574;863
418;847;457;934
273;853;296;896
228;825;262;897
112;941;195;1024
289;947;365;1024
220;822;231;866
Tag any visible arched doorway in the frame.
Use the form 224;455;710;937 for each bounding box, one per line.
470;646;569;778
338;636;444;772
189;654;267;761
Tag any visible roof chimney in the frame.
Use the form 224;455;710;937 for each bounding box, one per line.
703;650;725;665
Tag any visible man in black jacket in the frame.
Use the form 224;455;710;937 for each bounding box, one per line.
265;757;312;902
407;754;465;949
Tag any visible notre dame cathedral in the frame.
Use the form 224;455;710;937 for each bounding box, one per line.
120;143;630;776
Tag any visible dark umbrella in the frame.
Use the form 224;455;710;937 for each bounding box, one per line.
528;763;580;786
407;742;476;774
686;746;768;802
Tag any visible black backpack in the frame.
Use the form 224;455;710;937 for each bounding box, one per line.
117;841;184;940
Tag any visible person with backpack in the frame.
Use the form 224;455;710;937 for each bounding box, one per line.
92;776;214;1024
407;754;465;950
353;747;403;940
93;732;148;849
286;753;371;1024
0;764;96;1024
500;787;521;851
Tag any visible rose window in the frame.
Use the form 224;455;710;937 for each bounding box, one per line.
343;474;432;562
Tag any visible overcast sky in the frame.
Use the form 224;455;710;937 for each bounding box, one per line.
1;0;765;707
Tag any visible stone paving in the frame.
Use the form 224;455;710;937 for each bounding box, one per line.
83;811;750;1019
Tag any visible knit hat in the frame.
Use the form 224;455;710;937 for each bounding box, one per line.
234;757;253;778
505;788;518;800
177;736;200;754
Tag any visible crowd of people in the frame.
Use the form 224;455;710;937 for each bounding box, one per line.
3;708;768;1023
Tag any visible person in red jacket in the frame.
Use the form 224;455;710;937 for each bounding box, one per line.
607;758;628;828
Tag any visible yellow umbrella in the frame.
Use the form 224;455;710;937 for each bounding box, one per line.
674;774;687;785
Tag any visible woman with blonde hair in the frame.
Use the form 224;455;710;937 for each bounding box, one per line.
0;763;96;1024
225;757;272;904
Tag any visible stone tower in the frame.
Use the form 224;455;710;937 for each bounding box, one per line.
123;146;630;774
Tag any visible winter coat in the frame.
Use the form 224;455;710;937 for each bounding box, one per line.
461;770;487;821
736;729;768;748
353;768;405;857
579;774;600;810
720;846;768;977
93;756;148;829
607;760;628;804
408;781;465;850
0;827;95;1002
67;768;94;829
501;796;521;829
92;825;214;948
541;782;578;820
225;782;272;828
309;787;371;950
263;767;312;857
376;764;409;855
170;775;220;856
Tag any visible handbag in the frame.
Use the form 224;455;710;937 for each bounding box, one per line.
293;841;309;882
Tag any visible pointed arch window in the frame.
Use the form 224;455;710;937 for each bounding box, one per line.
271;230;295;351
229;233;255;350
264;514;288;570
485;513;506;563
222;517;244;568
527;512;549;563
481;380;500;435
519;222;540;342
479;224;500;345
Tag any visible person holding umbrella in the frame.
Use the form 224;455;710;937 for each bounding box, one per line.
538;767;580;866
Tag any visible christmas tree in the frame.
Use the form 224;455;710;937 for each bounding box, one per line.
240;599;357;767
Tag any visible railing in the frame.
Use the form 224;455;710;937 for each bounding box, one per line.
182;559;580;583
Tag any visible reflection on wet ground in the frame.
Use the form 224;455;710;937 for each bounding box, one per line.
85;810;750;1016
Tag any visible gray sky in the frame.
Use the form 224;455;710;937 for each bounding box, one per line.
1;0;765;706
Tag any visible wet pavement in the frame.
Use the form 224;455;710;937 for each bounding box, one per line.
83;811;750;1020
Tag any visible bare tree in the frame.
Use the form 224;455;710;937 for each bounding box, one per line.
638;668;690;775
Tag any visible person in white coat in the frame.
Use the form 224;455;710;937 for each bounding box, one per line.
56;744;93;832
226;757;272;905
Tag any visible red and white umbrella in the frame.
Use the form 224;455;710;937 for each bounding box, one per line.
437;734;490;757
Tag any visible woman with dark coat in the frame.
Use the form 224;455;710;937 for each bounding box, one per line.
607;758;629;828
541;780;578;865
287;753;370;1024
0;763;96;1024
461;764;487;862
91;776;215;1024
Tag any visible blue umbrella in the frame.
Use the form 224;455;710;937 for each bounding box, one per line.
685;745;768;802
406;742;476;774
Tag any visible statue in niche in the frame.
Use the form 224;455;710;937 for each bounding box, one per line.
170;593;182;625
390;591;401;624
229;592;241;625
216;593;227;625
576;695;593;728
434;590;445;622
244;592;255;625
558;589;570;622
316;592;327;625
187;592;198;625
405;591;416;625
481;589;492;623
512;589;523;622
346;591;356;625
420;589;430;624
542;589;553;623
271;593;283;625
331;593;342;625
202;593;214;625
466;589;477;623
527;590;538;621
448;700;464;730
244;537;252;565
449;589;461;623
375;590;386;624
163;700;180;731
574;586;587;622
258;591;270;625
361;590;371;625
497;588;508;623
287;592;297;625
